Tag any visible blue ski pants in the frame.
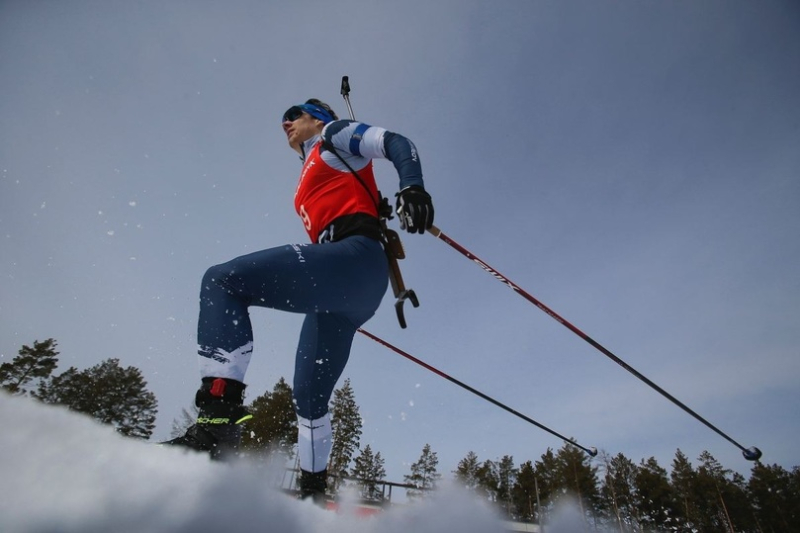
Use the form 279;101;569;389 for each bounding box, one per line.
197;235;388;420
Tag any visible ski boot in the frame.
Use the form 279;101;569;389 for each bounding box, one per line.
163;377;252;461
298;469;328;507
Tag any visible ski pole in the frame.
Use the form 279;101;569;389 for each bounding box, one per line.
427;224;762;462
340;76;419;329
358;328;598;457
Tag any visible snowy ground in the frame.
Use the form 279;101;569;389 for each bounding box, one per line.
0;393;597;533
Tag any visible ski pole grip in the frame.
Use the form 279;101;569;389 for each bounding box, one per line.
340;75;355;120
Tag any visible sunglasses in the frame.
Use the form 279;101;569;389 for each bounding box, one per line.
282;106;305;123
281;104;334;124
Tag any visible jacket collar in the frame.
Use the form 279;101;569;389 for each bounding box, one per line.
299;135;321;162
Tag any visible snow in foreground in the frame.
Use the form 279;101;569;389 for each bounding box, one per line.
0;394;593;532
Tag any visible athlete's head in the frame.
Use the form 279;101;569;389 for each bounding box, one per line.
282;99;338;153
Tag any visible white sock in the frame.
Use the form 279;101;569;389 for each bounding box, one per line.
197;341;253;382
297;413;332;473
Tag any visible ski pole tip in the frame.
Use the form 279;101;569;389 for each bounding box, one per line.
587;447;598;457
340;76;350;95
743;446;762;461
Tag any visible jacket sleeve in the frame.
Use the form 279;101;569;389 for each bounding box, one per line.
322;120;424;190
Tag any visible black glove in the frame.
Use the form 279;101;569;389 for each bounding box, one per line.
395;185;434;234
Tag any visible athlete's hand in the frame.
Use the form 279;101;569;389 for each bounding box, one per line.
396;186;434;234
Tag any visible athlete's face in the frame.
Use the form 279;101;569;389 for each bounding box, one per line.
282;112;323;152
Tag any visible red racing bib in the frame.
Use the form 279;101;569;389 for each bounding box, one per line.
294;142;380;242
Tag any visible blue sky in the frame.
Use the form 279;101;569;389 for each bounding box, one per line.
2;0;799;483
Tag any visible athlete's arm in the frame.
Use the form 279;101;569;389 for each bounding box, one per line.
322;120;424;190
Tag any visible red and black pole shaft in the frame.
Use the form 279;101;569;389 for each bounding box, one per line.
427;224;762;462
358;328;598;457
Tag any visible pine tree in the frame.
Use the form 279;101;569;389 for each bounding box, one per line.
694;450;749;532
0;339;59;395
328;378;362;492
404;443;442;500
36;358;157;439
472;456;518;515
670;448;698;530
748;462;797;531
350;444;386;501
724;471;759;532
600;451;640;531
790;466;800;530
511;460;540;523
476;459;499;503
634;456;675;530
454;450;481;492
241;377;297;458
694;450;737;532
496;455;518;517
553;442;600;524
534;448;560;510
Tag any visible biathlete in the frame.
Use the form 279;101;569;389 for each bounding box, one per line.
166;99;434;500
